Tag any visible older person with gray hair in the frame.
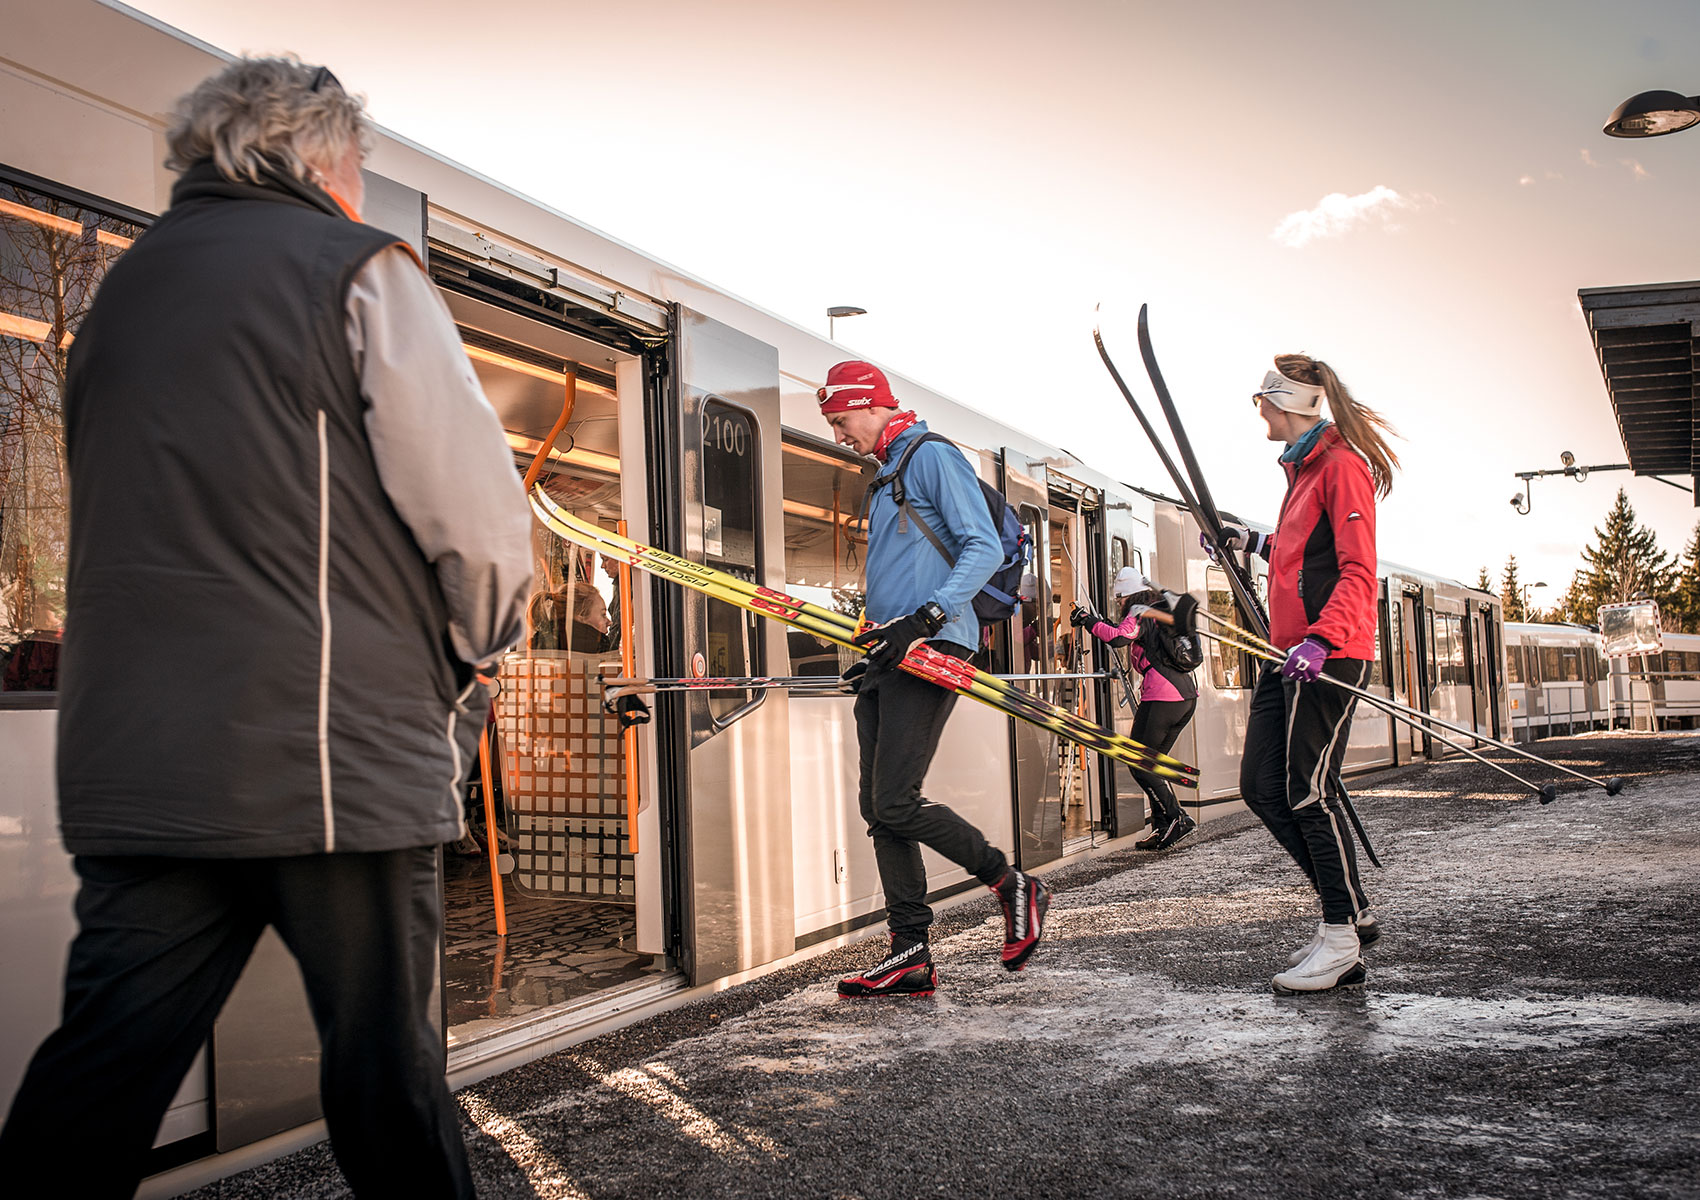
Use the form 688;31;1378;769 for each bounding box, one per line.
0;57;531;1197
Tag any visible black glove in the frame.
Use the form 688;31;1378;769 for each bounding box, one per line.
1069;603;1103;629
608;693;651;730
838;659;869;695
852;601;947;670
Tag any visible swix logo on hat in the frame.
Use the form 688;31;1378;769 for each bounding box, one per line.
816;360;898;413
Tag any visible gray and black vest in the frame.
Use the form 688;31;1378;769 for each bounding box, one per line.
58;162;478;857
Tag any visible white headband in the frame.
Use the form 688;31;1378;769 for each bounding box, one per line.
1254;369;1326;417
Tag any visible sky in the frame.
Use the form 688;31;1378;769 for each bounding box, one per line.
127;0;1700;604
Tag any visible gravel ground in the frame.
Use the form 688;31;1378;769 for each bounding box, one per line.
186;731;1700;1199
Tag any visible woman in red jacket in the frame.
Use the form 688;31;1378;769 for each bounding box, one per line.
1218;353;1399;995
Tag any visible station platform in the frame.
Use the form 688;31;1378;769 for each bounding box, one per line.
182;731;1699;1199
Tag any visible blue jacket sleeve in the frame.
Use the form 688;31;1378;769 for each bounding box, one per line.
910;441;1002;622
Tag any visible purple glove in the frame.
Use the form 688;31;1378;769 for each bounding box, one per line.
1281;637;1329;682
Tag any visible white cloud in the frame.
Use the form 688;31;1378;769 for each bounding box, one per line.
1620;157;1650;180
1580;148;1601;167
1270;185;1432;249
1518;174;1535;186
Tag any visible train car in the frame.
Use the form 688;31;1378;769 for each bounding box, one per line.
1505;622;1609;740
0;4;1509;1190
1609;629;1700;730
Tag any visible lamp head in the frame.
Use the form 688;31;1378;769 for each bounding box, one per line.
1604;90;1700;138
1560;450;1575;468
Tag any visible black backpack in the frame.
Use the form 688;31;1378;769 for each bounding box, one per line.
868;432;1032;624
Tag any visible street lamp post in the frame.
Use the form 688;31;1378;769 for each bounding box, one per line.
1521;581;1548;620
1604;90;1700;138
827;306;866;341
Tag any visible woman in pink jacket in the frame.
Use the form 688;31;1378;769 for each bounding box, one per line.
1072;568;1198;851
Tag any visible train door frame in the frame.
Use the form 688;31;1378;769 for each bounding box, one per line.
1394;577;1434;758
1462;602;1490;745
1048;476;1104;852
665;306;793;983
1001;449;1062;868
1095;488;1147;838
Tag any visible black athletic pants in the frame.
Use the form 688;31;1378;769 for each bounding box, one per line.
855;642;1010;941
1240;660;1372;926
0;847;473;1199
1130;696;1196;826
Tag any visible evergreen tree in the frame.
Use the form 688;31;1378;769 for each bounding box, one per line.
1568;489;1675;624
1667;522;1700;634
1475;565;1493;593
1500;554;1524;622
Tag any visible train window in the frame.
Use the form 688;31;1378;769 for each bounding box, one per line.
1204;566;1251;689
1425;611;1439;691
700;399;762;717
1369;600;1386;687
1542;646;1562;681
1;183;145;696
1449;615;1468;685
1560;648;1581;682
1506;643;1523;684
780;437;870;676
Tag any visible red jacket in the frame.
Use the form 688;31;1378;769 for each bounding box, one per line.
1263;425;1377;659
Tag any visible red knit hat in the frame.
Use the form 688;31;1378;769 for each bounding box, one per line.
816;360;897;413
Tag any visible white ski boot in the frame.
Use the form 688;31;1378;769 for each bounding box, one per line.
1272;922;1365;994
1287;911;1380;965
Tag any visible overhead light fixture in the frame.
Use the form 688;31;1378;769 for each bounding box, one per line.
1603;89;1700;138
827;306;866;340
504;431;619;476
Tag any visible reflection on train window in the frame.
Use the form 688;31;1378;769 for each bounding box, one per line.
780;437;869;677
1017;508;1046;673
1506;644;1523;684
1541;646;1562;681
1371;598;1389;687
0;185;144;694
1204;566;1251;689
1425;611;1439;691
1110;537;1128;575
701;399;761;717
1560;648;1581;682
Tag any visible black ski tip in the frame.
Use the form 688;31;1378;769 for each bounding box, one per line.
1137;302;1149;328
1538;783;1558;805
1605;776;1625;796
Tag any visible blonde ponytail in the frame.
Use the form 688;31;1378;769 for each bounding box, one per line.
1274;353;1400;498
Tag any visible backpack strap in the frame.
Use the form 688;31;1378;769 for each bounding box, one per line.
863;432;958;568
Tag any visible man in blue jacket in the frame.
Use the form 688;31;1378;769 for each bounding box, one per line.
820;360;1051;997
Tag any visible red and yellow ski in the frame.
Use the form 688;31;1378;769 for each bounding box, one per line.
530;487;1197;785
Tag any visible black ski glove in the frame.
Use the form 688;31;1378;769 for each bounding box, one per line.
838;659;869;695
1069;603;1103;629
853;601;947;670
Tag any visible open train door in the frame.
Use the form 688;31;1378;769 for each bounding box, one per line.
660;308;794;983
1002;449;1063;868
1392;575;1433;759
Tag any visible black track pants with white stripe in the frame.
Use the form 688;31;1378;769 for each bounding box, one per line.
1240;660;1372;925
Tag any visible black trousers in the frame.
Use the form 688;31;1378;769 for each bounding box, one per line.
854;643;1009;940
1240;661;1372;925
0;847;473;1199
1129;696;1196;826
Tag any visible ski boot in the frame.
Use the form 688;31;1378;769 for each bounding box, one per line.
837;935;937;998
992;868;1052;971
1272;923;1366;994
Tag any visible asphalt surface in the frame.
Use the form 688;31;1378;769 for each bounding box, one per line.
186;731;1700;1199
